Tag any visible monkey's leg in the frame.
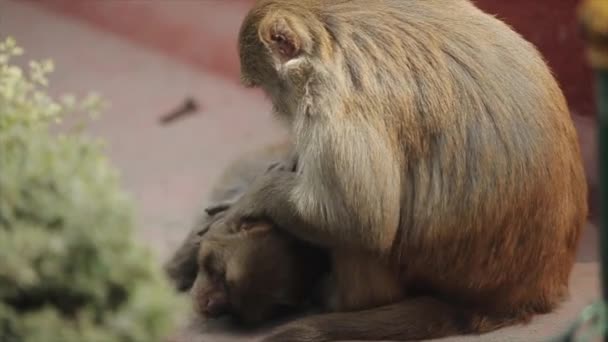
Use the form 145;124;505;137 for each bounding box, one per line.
329;251;403;311
260;297;523;342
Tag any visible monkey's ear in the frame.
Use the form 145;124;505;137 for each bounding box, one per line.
269;29;299;61
259;15;308;63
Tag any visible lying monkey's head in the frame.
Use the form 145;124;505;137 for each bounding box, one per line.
191;220;328;326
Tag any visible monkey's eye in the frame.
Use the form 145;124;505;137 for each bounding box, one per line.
270;33;298;60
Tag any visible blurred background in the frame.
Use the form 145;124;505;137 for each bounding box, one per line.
0;1;601;340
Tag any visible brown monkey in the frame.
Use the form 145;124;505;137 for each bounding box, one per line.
165;141;329;325
191;216;329;326
216;0;588;340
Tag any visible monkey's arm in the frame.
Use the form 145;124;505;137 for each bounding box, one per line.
225;126;401;255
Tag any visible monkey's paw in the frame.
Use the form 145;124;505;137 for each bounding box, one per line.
260;324;327;342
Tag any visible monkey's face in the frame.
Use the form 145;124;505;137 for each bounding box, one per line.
191;223;308;326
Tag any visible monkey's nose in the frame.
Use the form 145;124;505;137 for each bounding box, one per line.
205;296;229;317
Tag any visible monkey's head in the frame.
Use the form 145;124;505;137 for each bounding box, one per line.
238;1;336;117
191;220;328;326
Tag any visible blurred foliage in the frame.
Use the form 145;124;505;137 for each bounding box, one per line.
0;36;185;342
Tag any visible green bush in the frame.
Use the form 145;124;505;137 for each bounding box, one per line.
0;37;184;342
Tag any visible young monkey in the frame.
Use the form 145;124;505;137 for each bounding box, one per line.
191;214;328;326
165;141;292;292
215;0;588;341
165;142;329;326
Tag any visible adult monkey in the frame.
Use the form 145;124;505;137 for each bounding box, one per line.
219;0;588;340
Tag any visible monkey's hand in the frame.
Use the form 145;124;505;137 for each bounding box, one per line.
218;168;297;234
217;169;335;249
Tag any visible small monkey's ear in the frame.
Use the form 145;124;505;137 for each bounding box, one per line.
259;15;307;63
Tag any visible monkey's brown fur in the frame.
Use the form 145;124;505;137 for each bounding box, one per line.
165;142;329;326
216;0;588;340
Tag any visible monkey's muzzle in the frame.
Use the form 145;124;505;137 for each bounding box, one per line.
203;294;230;317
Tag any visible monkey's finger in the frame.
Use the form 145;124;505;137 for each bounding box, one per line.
266;161;284;172
204;203;232;216
195;225;211;237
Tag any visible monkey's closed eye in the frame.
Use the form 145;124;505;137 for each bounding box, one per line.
271;33;298;60
203;254;225;281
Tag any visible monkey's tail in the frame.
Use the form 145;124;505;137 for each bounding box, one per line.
261;296;525;342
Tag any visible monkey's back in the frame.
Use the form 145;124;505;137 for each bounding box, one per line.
242;0;587;322
318;0;587;316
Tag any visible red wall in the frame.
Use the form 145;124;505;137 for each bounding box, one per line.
475;0;595;117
